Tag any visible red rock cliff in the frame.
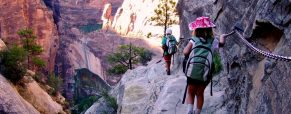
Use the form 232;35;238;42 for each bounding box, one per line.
0;0;59;71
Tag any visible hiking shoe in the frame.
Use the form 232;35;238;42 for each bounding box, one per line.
187;111;193;114
167;70;170;75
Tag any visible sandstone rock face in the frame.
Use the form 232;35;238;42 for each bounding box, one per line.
102;3;114;29
43;0;123;100
104;0;180;37
68;39;103;78
0;75;40;114
22;80;64;114
177;0;291;113
0;39;6;51
0;0;59;72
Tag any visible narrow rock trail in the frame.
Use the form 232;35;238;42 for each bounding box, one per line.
86;56;227;114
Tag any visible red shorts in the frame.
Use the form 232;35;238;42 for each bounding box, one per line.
163;54;172;62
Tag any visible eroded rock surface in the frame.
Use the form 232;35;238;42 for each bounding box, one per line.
86;58;227;114
22;80;64;114
0;75;40;114
0;39;6;50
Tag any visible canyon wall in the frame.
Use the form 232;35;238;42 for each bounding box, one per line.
102;0;180;37
43;0;124;101
0;0;59;71
87;0;291;114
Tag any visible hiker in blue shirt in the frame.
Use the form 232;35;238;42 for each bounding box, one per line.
161;28;177;75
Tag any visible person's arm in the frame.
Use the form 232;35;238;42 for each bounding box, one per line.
173;36;178;45
219;31;235;47
161;37;167;49
161;37;166;45
183;42;192;56
219;34;226;47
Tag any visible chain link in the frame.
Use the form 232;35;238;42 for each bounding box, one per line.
235;30;291;62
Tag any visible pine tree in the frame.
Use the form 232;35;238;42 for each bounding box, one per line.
17;29;45;70
107;44;153;75
150;0;178;35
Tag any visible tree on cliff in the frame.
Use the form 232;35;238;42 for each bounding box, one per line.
150;0;178;35
17;29;46;70
107;44;153;75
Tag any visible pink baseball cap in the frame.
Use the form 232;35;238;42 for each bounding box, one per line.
189;16;216;30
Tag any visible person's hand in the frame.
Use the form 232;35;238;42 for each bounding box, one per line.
219;33;230;44
220;34;227;39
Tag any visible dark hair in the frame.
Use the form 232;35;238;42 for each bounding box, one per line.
194;28;214;39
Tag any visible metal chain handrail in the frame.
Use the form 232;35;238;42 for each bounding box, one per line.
235;30;291;62
178;31;291;61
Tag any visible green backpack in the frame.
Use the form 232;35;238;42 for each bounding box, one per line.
182;37;215;104
166;35;177;55
184;36;214;82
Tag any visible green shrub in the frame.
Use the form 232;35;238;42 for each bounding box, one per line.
146;32;152;38
101;91;118;112
213;53;223;75
107;44;153;74
47;73;63;95
108;64;128;75
33;72;43;83
140;50;154;65
0;45;27;83
101;111;109;114
76;96;99;113
32;57;46;68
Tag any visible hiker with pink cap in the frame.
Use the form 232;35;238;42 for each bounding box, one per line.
182;16;232;114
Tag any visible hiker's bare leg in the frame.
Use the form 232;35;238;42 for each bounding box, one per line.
196;85;206;110
186;84;197;113
167;61;171;71
186;84;197;104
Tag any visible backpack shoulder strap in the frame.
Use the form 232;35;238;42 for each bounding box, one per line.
168;35;175;41
191;36;200;42
208;37;215;44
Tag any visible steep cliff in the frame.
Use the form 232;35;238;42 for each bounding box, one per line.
0;0;59;71
0;75;40;114
17;78;65;114
42;0;123;100
87;0;291;114
44;0;162;103
0;73;66;114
